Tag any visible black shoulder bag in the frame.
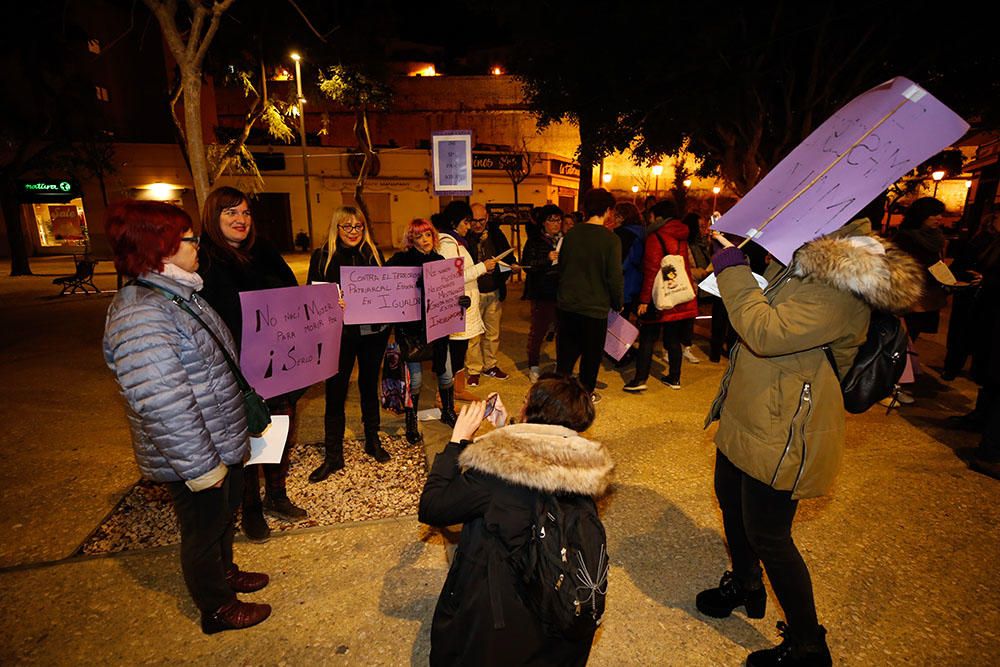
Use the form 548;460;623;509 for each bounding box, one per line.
133;279;271;436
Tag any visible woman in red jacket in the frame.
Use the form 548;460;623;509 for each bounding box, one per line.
624;200;698;392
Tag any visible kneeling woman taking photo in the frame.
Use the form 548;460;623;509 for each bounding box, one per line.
419;376;614;666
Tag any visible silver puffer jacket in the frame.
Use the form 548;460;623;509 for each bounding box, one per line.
103;272;249;483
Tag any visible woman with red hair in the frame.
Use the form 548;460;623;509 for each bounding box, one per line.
387;219;452;442
102;200;271;634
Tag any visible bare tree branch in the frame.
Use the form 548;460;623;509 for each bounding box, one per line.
285;0;329;42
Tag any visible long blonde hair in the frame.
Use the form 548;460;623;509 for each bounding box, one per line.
324;206;382;273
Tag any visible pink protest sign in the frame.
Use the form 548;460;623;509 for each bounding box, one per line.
239;284;343;399
713;77;969;264
604;310;639;361
423;257;466;342
341;266;422;325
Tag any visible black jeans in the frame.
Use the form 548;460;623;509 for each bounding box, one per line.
166;463;243;614
634;319;686;383
710;296;733;359
244;398;298;507
324;325;389;448
556;309;607;392
713;450;819;634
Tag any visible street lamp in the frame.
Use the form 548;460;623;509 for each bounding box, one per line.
602;173;612;184
631;185;640;194
651;165;663;197
931;170;945;197
712;185;721;211
682;178;692;188
291;52;315;249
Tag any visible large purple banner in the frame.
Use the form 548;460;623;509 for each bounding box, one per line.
713;77;969;264
341;266;422;325
423;258;466;342
239;284;343;399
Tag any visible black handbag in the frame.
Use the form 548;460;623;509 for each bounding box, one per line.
396;326;434;362
133;279;272;436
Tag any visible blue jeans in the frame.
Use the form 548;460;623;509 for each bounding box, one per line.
408;351;455;397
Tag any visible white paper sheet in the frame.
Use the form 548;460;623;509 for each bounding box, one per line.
247;415;290;465
698;272;768;298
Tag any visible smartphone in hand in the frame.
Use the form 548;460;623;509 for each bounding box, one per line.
484;392;499;418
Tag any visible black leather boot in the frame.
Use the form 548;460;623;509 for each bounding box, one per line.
746;622;832;667
242;466;271;542
439;385;457;427
308;439;345;483
695;570;766;618
404;394;422;444
364;428;391;463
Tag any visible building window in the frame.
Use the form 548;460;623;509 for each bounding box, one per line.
88;39;101;54
95;86;110;102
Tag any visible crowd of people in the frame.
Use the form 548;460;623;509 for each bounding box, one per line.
100;183;999;664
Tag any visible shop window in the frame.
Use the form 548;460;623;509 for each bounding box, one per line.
95;86;110;102
29;200;89;248
88;39;101;54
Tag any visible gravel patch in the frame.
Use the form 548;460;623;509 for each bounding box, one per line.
79;435;427;555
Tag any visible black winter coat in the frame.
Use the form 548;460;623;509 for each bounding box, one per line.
386;246;448;372
468;222;513;299
521;232;559;302
419;423;614;667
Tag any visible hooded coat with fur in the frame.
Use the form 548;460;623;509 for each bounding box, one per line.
705;219;923;499
418;423;614;666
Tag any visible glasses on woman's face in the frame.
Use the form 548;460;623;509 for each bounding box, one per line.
339;223;364;232
180;235;200;245
545;215;562;223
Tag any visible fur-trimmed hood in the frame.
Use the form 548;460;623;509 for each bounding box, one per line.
458;423;614;497
792;219;923;313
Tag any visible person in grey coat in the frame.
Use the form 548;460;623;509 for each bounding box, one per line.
102;200;271;635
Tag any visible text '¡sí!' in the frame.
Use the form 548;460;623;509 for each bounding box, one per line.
239;283;344;399
341;266;422;325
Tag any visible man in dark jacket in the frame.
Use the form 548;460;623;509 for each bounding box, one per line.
556;188;624;402
466;202;513;384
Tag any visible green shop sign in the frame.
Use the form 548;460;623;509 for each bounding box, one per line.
18;179;81;201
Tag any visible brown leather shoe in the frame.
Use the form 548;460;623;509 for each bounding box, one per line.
453;369;478;402
226;567;269;593
201;599;271;635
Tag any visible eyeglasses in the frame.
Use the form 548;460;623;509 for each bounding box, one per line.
338;224;365;232
471;218;488;224
545;215;563;223
181;235;200;245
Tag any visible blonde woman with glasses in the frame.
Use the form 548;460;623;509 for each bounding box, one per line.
307;206;391;481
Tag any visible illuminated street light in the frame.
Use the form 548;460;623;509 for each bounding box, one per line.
291;51;314;248
932;170;945;197
602;173;612;184
966;180;973;189
712;185;721;211
683;178;692;188
631;185;640;194
651;165;663;197
491;66;503;76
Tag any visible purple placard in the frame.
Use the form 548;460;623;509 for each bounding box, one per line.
713;77;969;264
604;310;639;361
239;284;343;399
341;266;422;325
423;257;466;341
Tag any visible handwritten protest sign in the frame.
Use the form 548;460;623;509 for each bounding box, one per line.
240;284;343;399
604;310;639;361
712;77;969;264
423;258;465;342
341;266;422;325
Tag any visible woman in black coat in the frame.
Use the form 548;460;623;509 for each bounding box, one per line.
419;375;614;666
307;206;391;482
521;204;563;382
386;218;452;441
892;197;949;340
197;186;306;543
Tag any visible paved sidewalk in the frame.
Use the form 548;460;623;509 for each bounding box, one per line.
1;256;998;665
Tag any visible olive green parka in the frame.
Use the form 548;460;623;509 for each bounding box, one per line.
705;220;923;498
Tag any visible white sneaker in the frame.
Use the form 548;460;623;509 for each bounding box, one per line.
682;346;701;364
528;366;540;382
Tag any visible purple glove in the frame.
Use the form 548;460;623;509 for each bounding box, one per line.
712;247;749;276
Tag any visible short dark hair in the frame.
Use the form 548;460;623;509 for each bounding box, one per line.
537;204;563;222
441;200;473;230
855;192;887;227
582;188;616;219
523;373;596;432
649;199;678;220
900;197;946;230
682;212;702;241
106;200;192;277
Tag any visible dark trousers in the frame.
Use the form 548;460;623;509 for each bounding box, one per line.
710;297;733;359
714;450;819;634
556;309;607;392
244;399;297;508
527;300;558;367
324;326;389;451
634;319;686;383
448;338;469;378
679;318;695;347
166;463;243;614
944;289;976;375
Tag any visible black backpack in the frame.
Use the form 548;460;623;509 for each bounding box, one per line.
510;493;609;640
822;310;909;414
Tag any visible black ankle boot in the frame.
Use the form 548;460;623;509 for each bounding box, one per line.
241;502;271;542
695;570;766;619
404;404;422;445
263;492;308;521
747;622;832;667
308;441;344;483
439;385;457;427
364;429;391;463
